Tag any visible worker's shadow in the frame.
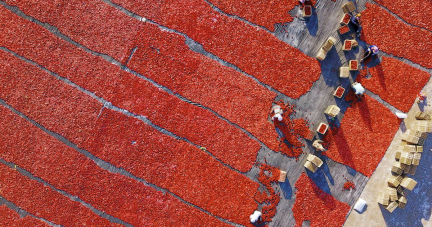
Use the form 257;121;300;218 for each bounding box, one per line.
305;166;332;195
304;7;318;36
279;179;293;200
320;47;342;87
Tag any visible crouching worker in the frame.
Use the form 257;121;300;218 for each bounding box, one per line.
250;210;262;224
271;105;283;122
361;45;379;62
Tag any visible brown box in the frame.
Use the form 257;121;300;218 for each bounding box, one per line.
340;13;352;25
400;177;417;190
304;160;318;173
386;201;399;213
395;150;401;160
324;105;341;117
396;186;404;196
342;2;356;14
334;86;345;97
417;146;424;153
307;154;324;167
349;60;358;71
403;145;417;153
386;187;398;201
377;193;390;205
400;152;413;165
404;165;412;174
339;67;350;78
408;165;418;175
322;37;336;52
316;49;327;60
387;175;403;187
278;170;287;182
303;5;312;17
317;123;329;134
402;134;420;144
398;196;407;209
412;153;421;165
411;121;432;132
415;111;431;120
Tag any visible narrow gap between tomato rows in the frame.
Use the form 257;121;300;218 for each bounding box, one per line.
203;0;273;33
0;190;60;227
0;44;244;177
372;0;432;34
0;157;132;226
101;0;293;101
0;0;283;169
0;49;243;227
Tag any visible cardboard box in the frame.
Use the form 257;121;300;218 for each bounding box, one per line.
334;86;345;97
412;153;421;165
303;5;312;17
349;60;358;70
417;146;423;153
339;67;350;78
278;170;287;182
324;105;341;117
317;123;329;134
304;160;318;173
377;193;390;205
322;37;336;52
400;177;417;190
316;49;327;60
386;187;398;201
386;202;399;213
342;1;356;14
387;175;403;187
391;162;405;175
403;145;417;153
307;154;323;167
398;196;407;209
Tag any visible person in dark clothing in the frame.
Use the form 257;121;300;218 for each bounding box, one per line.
361;45;379;62
350;13;361;34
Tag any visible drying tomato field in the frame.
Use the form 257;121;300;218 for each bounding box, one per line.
0;0;431;226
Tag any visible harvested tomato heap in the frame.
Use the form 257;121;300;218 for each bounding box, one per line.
344;40;352;50
343;181;356;191
254;163;281;223
335;87;345;98
342;14;351;24
304;6;312;15
318;124;328;134
350;61;358;70
274;101;311;160
339;25;349;34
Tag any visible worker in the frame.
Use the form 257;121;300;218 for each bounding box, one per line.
299;0;313;10
361;45;379;62
250;210;262;223
271;105;283;122
350;13;361;34
352;82;365;98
